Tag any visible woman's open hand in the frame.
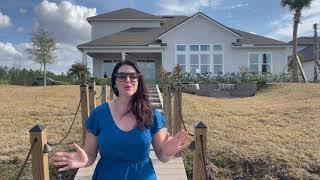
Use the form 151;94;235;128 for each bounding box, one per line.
161;130;190;157
51;143;88;171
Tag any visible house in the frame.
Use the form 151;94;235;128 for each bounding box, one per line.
288;36;320;81
77;8;291;82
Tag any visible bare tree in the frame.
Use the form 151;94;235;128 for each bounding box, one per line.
26;28;57;86
313;23;320;82
281;0;312;82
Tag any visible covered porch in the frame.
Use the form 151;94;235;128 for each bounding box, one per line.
80;48;163;82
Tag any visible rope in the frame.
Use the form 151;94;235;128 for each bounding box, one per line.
200;135;209;180
176;88;194;136
47;92;83;146
16;138;37;180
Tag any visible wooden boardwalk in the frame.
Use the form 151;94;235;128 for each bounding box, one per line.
74;149;188;180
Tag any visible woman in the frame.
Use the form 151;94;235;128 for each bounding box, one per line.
51;60;190;179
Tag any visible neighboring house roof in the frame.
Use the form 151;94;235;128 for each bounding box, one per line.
288;36;315;45
87;8;162;21
78;9;288;48
298;45;315;61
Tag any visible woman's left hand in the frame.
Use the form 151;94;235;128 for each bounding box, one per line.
161;130;190;157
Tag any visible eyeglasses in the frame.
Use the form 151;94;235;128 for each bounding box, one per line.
114;73;141;82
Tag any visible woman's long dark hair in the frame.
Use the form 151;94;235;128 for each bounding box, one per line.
111;60;153;129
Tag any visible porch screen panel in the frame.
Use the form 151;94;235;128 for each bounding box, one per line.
137;60;156;81
103;60;116;78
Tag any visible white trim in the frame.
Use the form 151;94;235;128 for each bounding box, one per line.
233;45;290;48
88;18;163;22
78;45;165;49
157;12;242;39
84;49;163;53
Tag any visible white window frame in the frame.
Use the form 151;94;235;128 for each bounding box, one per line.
175;43;224;74
212;43;224;74
248;52;273;73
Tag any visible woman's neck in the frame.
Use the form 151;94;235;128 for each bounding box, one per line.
114;96;131;113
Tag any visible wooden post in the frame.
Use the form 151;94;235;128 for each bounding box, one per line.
80;83;89;145
101;81;107;104
173;84;182;134
193;121;208;180
29;124;49;180
163;84;172;134
109;85;114;101
88;79;96;112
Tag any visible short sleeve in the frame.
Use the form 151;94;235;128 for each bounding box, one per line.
151;109;166;137
86;109;100;136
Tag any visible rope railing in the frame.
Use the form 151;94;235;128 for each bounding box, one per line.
176;86;194;137
47;92;83;147
16;138;37;180
200;135;209;180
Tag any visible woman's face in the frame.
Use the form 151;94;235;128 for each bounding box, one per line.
115;64;139;97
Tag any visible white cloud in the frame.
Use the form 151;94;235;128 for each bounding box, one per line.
157;0;222;15
0;11;12;28
0;42;22;59
267;0;320;41
35;0;96;44
19;8;28;14
17;26;24;32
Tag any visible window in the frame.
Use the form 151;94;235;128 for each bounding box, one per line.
190;45;199;51
213;54;223;74
175;44;224;74
213;44;223;51
249;53;259;73
249;53;272;73
176;45;186;51
200;45;210;51
200;54;210;73
177;54;186;73
190;54;199;73
262;53;271;73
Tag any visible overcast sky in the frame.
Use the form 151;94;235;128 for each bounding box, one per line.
1;0;320;74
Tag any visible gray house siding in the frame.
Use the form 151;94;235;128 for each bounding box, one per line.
91;20;160;40
160;14;289;74
303;61;315;81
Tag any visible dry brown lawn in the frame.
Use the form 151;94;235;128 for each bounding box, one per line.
181;83;320;179
0;83;319;179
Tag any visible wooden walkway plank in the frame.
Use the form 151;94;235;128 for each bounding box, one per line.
74;150;188;180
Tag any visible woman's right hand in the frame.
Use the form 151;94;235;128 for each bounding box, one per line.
51;143;89;171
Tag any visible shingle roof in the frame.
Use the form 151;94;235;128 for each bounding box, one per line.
288;36;315;45
79;9;289;48
230;28;288;46
87;8;161;21
298;45;315;61
79;16;187;47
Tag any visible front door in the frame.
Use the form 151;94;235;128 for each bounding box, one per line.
137;60;156;82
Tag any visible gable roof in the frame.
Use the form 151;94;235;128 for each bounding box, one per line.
87;8;162;21
78;9;288;48
157;12;242;39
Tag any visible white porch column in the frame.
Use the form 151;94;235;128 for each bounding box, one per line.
121;51;126;61
82;51;87;67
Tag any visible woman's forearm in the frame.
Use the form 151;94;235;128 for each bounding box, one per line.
158;148;174;163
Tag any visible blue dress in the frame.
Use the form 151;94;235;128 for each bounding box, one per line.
86;103;166;180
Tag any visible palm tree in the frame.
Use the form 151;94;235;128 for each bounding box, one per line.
67;62;90;80
281;0;312;82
